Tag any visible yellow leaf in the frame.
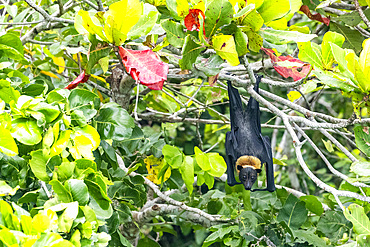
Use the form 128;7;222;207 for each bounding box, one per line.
266;17;288;30
145;155;171;184
104;0;143;45
212;35;240;66
359;38;370;79
90;74;106;83
192;0;205;12
52;57;65;73
287;91;301;102
177;0;189;17
41;70;58;78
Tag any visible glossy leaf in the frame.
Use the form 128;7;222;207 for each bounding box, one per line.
127;3;159;40
180;156;194;194
104;0;143;45
180;35;205;70
95;102;135;141
258;0;291;23
359;38;370;79
29;150;51;182
0;125;18;156
162;145;183;169
204;0;233;37
212;34;239;66
161;19;186;48
277;194;308;229
344;204;370;235
0;79;20;104
11;118;42;145
118;47;169;90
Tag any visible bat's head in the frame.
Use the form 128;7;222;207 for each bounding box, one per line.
236;156;261;190
237;166;257;190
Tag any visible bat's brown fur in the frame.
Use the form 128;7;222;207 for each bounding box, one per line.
235;155;261;172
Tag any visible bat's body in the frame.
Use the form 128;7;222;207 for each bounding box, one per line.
225;75;275;192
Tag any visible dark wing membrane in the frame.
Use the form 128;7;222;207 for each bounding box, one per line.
227;81;244;130
225;131;240;186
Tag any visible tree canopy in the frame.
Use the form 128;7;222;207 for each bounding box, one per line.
1;0;370;246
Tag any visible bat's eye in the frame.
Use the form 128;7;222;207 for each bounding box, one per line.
242;175;247;179
251;176;256;180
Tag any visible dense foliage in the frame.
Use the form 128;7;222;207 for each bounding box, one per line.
1;0;370;246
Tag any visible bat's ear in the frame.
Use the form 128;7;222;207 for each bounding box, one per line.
236;165;243;171
256;168;262;173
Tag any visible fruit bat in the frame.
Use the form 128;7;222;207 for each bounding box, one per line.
225;75;275;192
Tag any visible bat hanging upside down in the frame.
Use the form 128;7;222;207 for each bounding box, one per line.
225;75;275;192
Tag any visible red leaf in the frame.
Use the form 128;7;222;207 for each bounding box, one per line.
185;9;206;37
299;5;330;26
65;70;90;90
261;48;311;81
118;47;169;90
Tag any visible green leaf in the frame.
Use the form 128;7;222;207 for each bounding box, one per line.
321;31;345;69
29;150;51;182
65;179;90;206
245;30;263;52
104;0;143;45
33;102;61;123
299;195;324;216
86;40;111;74
0;125;18;156
298;42;323;69
0;43;25;62
56;161;75;181
0;229;17;246
212;34;239;66
257;0;291;22
0;181;19;196
234;28;249;56
354;126;370;157
85;179;111;210
318;211;352;242
330;22;364;53
239;8;264;32
293;229;328;247
344;204;370;235
128;3;159;40
51;130;71;156
162;144;183;169
207;153;227;177
180;156;194;194
68;88;99;111
194;146;210;171
262;29;317;45
195;54;224;77
204;0;233;37
312;68;356;92
0;32;23;55
161;19;186;48
95;102;135;141
0;79;20;103
50;180;73;203
33;232;65;246
322;139;334;153
277;194;308;229
179;35;205;70
350;161;370;177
